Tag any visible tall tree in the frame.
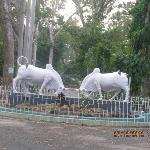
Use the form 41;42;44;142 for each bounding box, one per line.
23;0;37;64
0;27;4;78
48;25;55;64
37;0;66;65
10;0;38;65
16;0;26;60
0;0;14;86
141;0;150;96
130;0;150;96
33;22;39;66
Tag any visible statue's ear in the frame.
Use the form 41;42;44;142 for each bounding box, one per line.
118;70;121;75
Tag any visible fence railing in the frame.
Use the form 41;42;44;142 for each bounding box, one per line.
0;85;150;126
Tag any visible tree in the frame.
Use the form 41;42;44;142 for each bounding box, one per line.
72;0;116;26
22;0;37;64
36;0;66;65
10;0;38;65
65;1;133;73
33;22;39;66
0;27;4;78
0;0;14;86
0;0;39;85
130;0;150;96
105;2;134;73
72;0;86;26
141;0;150;96
16;0;26;61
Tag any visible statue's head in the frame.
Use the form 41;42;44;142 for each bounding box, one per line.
54;86;65;97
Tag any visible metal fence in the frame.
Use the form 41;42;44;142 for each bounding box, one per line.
0;85;150;126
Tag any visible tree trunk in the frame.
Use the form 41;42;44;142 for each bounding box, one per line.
141;0;150;96
145;0;150;24
141;76;150;96
17;0;36;65
33;22;39;66
23;0;31;63
0;0;14;87
28;0;36;64
72;0;85;26
17;0;26;63
23;0;36;64
48;25;55;64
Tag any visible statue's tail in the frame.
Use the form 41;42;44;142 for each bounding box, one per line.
17;56;28;68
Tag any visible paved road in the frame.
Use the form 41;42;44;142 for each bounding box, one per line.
0;117;150;150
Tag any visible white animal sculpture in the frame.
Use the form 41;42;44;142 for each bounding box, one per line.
46;64;63;85
80;68;100;88
13;56;64;96
80;69;130;102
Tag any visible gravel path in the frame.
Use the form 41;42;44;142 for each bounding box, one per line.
0;117;150;150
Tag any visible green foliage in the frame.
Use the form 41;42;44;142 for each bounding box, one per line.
37;26;50;68
63;2;133;79
129;0;150;94
36;0;68;71
85;37;112;72
3;0;148;96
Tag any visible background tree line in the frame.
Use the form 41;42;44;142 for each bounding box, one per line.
0;0;149;96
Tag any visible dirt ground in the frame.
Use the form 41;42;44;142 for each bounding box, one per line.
0;116;150;150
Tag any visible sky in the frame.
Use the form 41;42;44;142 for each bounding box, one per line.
61;0;136;22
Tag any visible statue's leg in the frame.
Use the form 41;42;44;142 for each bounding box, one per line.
98;89;102;100
88;90;94;97
94;80;102;100
81;89;89;98
122;86;129;102
39;78;51;95
21;81;31;94
109;89;121;101
13;77;21;93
